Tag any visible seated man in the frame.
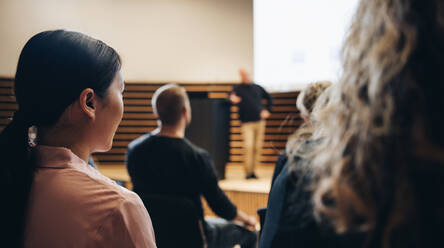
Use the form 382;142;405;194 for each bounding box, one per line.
126;84;257;248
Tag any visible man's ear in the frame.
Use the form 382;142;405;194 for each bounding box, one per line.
182;106;188;118
152;108;159;119
79;88;96;119
183;105;192;124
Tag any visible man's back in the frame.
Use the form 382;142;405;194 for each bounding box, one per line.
126;133;237;220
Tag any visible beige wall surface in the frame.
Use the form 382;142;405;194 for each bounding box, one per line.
0;0;253;83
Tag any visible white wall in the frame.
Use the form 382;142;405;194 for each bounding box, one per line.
254;0;357;91
0;0;253;82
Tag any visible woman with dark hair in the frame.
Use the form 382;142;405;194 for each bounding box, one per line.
0;30;156;247
311;0;444;247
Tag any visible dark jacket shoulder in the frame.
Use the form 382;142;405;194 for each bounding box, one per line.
128;133;209;160
127;133;152;151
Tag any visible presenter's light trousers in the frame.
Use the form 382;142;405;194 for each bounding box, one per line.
240;120;265;175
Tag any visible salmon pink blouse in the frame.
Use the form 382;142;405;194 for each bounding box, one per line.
25;145;157;248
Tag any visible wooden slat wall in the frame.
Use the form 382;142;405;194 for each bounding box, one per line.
0;77;301;167
0;79;16;129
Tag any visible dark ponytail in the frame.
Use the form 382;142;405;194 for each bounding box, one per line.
0;30;121;247
1;111;35;247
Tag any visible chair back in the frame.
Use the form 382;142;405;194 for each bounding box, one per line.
139;194;206;248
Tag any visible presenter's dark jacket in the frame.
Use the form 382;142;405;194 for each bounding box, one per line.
126;133;237;220
232;83;273;123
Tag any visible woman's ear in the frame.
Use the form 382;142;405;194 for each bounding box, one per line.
79;88;96;119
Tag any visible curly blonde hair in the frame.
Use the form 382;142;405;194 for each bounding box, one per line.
296;81;332;120
312;0;444;247
286;81;332;156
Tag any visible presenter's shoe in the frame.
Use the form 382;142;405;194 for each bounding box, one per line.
246;173;258;179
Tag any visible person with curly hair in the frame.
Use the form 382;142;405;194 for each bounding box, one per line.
259;81;332;248
311;0;444;247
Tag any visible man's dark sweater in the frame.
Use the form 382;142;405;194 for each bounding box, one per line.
126;133;237;220
233;83;273;123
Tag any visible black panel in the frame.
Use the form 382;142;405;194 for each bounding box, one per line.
186;92;230;180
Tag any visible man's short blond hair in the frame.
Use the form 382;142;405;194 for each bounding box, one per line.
152;84;189;125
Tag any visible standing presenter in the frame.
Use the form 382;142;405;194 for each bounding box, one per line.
230;68;273;179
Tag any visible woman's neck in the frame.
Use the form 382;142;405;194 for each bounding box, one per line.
38;126;90;163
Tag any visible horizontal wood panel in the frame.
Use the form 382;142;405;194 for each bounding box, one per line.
230;141;287;148
112;140;132;147
272;106;299;112
230;119;303;127
0;79;300;167
230;113;296;120
124;99;151;105
229;155;279;162
96;154;280;163
0;88;13;95
118;127;156;133
94;161;125;166
95;154;126;161
272;92;299;98
208;92;228;99
0;104;18;110
183;85;233;92
230;105;298;113
272;99;296;105
0;96;16;102
230;148;280;155
0;110;14;118
123;113;156;119
93;154;292;163
120;120;158;126
0;118;12;125
114;133;143;140
124;84;233;92
0;79;13;86
124;106;153;112
230;127;297;134
230;134;291;141
124;85;159;91
226;162;275;166
101;147;282;156
124;92;154;98
106;148;128;154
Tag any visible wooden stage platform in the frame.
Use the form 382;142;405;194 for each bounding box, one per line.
98;164;273;221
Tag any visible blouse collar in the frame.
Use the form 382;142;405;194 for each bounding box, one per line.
34;145;89;171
